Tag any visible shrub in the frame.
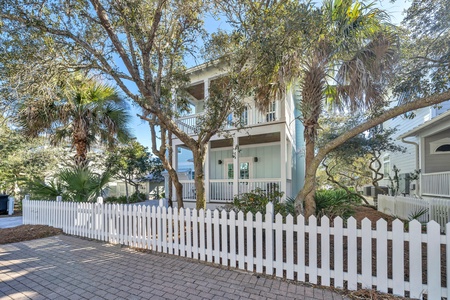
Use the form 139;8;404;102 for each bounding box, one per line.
314;189;361;219
105;191;147;204
28;166;111;202
230;188;290;216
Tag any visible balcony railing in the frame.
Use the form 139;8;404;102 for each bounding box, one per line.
422;171;450;197
176;102;281;135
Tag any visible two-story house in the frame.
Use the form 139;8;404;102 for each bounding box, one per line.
163;63;306;208
380;100;450;199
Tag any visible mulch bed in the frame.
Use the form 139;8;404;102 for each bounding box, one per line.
0;225;62;245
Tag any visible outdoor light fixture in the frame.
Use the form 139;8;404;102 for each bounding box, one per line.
218;160;223;164
254;157;258;162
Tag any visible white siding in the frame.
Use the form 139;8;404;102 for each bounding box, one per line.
380;107;431;185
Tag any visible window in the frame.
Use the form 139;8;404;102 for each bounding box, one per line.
239;162;250;179
436;144;450;152
227;163;234;179
226;113;233;127
178;148;182;153
430;138;450;154
383;155;390;177
240;107;248;126
266;101;276;122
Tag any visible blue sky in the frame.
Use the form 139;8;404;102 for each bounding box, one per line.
129;0;411;150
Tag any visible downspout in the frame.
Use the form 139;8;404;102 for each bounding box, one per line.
401;137;420;196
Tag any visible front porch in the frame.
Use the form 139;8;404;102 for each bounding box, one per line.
170;129;294;206
421;171;450;198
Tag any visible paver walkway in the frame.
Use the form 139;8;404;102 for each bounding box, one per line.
0;236;348;300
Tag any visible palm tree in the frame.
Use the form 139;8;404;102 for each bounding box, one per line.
230;0;397;216
18;76;132;166
295;1;397;217
29;166;112;202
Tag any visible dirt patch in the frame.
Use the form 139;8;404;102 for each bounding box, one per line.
0;225;62;245
352;205;397;229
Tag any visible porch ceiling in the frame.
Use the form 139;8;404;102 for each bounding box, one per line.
211;139;233;148
239;132;280;145
210;133;281;148
186;82;204;100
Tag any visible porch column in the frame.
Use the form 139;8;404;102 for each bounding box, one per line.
204;79;209;100
172;144;179;203
280;127;287;201
233;136;239;197
205;142;210;203
419;136;425;197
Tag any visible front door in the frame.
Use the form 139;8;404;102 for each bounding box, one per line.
224;158;253;194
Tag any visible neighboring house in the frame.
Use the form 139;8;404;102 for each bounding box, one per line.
107;173;165;200
163;63;306;208
381;100;450;199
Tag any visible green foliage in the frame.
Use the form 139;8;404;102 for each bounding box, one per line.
317;113;406;193
28;166;111;202
314;189;361;219
0;116;63;197
394;0;450;103
106;141;163;200
16;76;132;165
231;188;285;216
104;192;147;204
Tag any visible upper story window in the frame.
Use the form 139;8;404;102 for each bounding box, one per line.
266;101;276;122
430;137;450;154
241;107;248;126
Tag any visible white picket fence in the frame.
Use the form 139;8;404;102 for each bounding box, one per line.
22;200;449;299
378;195;450;231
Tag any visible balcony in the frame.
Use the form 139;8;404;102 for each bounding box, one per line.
176;102;281;135
422;171;450;198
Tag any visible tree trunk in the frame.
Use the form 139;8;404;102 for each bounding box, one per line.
192;144;207;210
298;133;317;218
166;168;183;209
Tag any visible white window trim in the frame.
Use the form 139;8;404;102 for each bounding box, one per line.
430;137;450;155
383;155;390;177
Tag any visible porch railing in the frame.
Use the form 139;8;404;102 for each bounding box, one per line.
179;179;282;203
176;102;281;135
176;114;200;135
210;179;234;202
238;179;281;195
422;171;450;197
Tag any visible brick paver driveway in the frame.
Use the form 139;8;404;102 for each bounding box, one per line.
0;235;347;299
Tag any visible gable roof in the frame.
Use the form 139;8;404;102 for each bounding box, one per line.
399;110;450;138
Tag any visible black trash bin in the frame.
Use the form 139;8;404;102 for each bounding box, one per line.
0;194;8;215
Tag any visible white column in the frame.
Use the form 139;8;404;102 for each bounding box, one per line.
204;79;209;100
233;136;239;197
280;127;287;201
173;144;179;202
205;142;210;203
419;136;425;196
